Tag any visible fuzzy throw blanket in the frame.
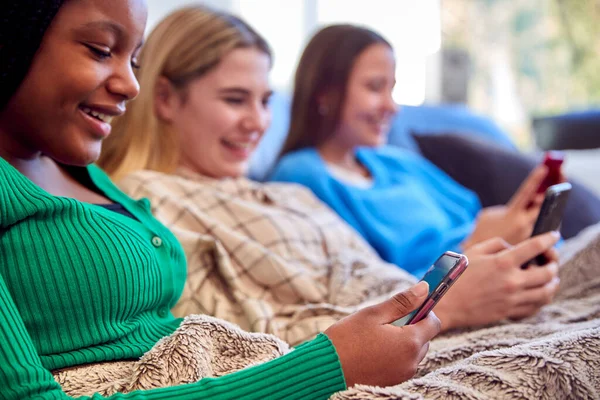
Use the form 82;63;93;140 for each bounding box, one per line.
75;170;600;399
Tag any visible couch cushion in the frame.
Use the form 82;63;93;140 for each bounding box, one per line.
388;105;516;153
413;132;600;239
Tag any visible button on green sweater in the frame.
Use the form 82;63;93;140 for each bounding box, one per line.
0;157;346;399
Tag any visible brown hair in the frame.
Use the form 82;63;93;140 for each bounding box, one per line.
279;24;391;158
98;6;271;181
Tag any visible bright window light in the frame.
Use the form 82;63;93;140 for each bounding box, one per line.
146;0;441;105
233;0;306;91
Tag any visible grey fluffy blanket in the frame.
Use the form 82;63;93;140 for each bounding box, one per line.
55;224;600;399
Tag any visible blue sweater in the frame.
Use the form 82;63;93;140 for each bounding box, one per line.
270;147;481;277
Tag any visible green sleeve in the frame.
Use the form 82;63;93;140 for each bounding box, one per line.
0;274;346;400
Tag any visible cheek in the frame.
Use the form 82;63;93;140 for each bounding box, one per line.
357;94;381;114
344;92;376;122
176;104;246;175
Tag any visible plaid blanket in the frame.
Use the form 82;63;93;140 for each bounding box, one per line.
120;169;415;345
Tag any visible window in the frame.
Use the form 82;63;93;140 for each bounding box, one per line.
146;0;442;105
317;0;441;105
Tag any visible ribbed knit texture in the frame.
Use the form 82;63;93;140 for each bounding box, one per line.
0;156;346;399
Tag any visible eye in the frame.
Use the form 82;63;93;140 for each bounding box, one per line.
262;95;272;107
131;59;141;70
225;97;244;105
367;81;385;92
85;44;111;60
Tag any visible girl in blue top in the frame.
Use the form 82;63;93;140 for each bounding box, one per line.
270;24;548;277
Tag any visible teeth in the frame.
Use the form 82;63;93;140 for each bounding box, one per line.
81;107;113;124
224;140;252;149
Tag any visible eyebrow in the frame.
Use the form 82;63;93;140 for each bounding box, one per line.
77;21;126;40
76;20;144;50
219;87;274;97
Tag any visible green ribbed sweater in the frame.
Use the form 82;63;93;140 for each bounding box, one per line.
0;157;346;399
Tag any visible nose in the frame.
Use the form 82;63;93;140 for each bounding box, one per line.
386;91;398;115
242;103;271;134
106;62;141;101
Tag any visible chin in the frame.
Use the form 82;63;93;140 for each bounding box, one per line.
52;145;102;167
372;132;388;147
360;137;385;148
235;160;251;175
224;165;248;179
375;137;387;147
227;170;246;179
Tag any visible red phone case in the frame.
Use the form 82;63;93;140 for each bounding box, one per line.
537;151;565;194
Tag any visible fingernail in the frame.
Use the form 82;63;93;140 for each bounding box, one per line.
551;231;561;239
411;281;429;297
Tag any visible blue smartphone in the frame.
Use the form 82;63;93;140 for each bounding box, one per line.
392;251;469;326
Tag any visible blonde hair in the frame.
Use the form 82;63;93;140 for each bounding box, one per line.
98;6;271;181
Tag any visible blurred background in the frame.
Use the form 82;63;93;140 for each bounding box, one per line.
145;0;600;189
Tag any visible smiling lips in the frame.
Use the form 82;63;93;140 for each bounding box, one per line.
78;104;123;138
221;138;256;159
80;106;114;124
368;116;391;135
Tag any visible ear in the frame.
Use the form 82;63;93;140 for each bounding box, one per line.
317;89;338;116
154;76;179;123
317;91;330;111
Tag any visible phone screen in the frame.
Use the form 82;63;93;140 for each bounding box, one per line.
392;252;467;326
420;254;460;294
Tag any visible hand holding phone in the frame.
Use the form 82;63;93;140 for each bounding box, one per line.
392;251;469;326
522;182;571;268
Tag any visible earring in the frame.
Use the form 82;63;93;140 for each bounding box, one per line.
318;104;329;116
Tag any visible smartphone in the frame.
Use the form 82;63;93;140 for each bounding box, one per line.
522;182;572;268
537;151;565;194
392;251;469;326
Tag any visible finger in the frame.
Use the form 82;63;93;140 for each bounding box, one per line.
520;262;558;289
508;166;548;210
415;340;430;366
559;171;568;184
543;247;560;264
524;194;545;217
467;237;512;256
507;304;541;320
532;193;545;205
526;202;543;223
371;281;430;323
515;277;559;305
503;231;560;266
411;311;442;342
